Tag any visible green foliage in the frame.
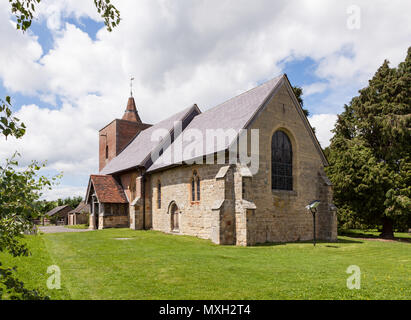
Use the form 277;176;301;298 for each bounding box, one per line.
0;96;26;139
326;47;411;237
292;86;316;134
94;0;121;32
8;0;40;31
0;262;47;299
2;0;121;298
8;0;120;32
35;199;57;218
292;86;309;116
0;154;59;299
0;98;60;299
57;196;83;209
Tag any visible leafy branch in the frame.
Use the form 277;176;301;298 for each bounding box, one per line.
0;96;26;140
8;0;121;32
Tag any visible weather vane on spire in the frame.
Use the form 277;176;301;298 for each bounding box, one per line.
130;76;135;97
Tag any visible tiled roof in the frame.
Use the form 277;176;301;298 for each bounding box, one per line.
46;205;72;217
148;75;284;172
90;175;128;203
95;73;327;177
100;104;200;174
68;201;90;214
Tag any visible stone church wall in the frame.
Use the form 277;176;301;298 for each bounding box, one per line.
244;84;337;244
150;163;229;241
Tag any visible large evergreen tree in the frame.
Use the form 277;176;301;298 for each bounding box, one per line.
326;47;411;238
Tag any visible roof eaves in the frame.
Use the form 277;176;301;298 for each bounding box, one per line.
85;176;97;204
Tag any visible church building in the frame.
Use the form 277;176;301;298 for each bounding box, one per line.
85;74;337;246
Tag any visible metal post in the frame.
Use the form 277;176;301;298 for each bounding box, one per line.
313;210;316;246
305;200;320;247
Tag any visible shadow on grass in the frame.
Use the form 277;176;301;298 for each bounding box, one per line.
254;238;363;247
340;230;380;239
340;229;411;243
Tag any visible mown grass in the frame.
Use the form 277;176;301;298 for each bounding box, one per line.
0;229;410;300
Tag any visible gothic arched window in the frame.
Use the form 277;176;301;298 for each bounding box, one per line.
105;145;109;159
271;131;293;190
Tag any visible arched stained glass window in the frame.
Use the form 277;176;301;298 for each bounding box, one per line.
271;131;293;190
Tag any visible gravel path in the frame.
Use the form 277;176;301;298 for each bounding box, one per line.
38;226;92;234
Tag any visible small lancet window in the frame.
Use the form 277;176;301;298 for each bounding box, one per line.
157;181;161;209
196;177;200;201
105;145;109;159
191;176;195;202
191;170;201;202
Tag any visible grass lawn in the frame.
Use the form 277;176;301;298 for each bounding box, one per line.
0;229;410;300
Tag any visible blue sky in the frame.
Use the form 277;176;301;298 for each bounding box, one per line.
0;0;409;200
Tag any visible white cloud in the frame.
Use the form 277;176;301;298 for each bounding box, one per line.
40;185;86;201
308;114;338;148
303;82;328;96
0;0;410;199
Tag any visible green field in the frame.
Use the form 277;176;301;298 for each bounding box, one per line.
1;229;410;300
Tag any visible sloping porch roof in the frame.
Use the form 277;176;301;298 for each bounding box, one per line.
85;175;128;204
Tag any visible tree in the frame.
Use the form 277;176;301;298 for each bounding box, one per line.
57;196;83;209
293;86;316;134
0;120;59;299
326;47;411;238
8;0;120;32
1;0;121;299
293;86;310;117
0;97;26;139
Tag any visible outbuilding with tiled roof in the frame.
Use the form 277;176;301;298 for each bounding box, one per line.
45;205;72;225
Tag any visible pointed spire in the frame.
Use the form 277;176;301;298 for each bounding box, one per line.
122;96;142;123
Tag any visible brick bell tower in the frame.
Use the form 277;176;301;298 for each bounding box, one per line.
99;95;151;171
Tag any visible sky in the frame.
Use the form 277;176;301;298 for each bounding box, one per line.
0;0;410;200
